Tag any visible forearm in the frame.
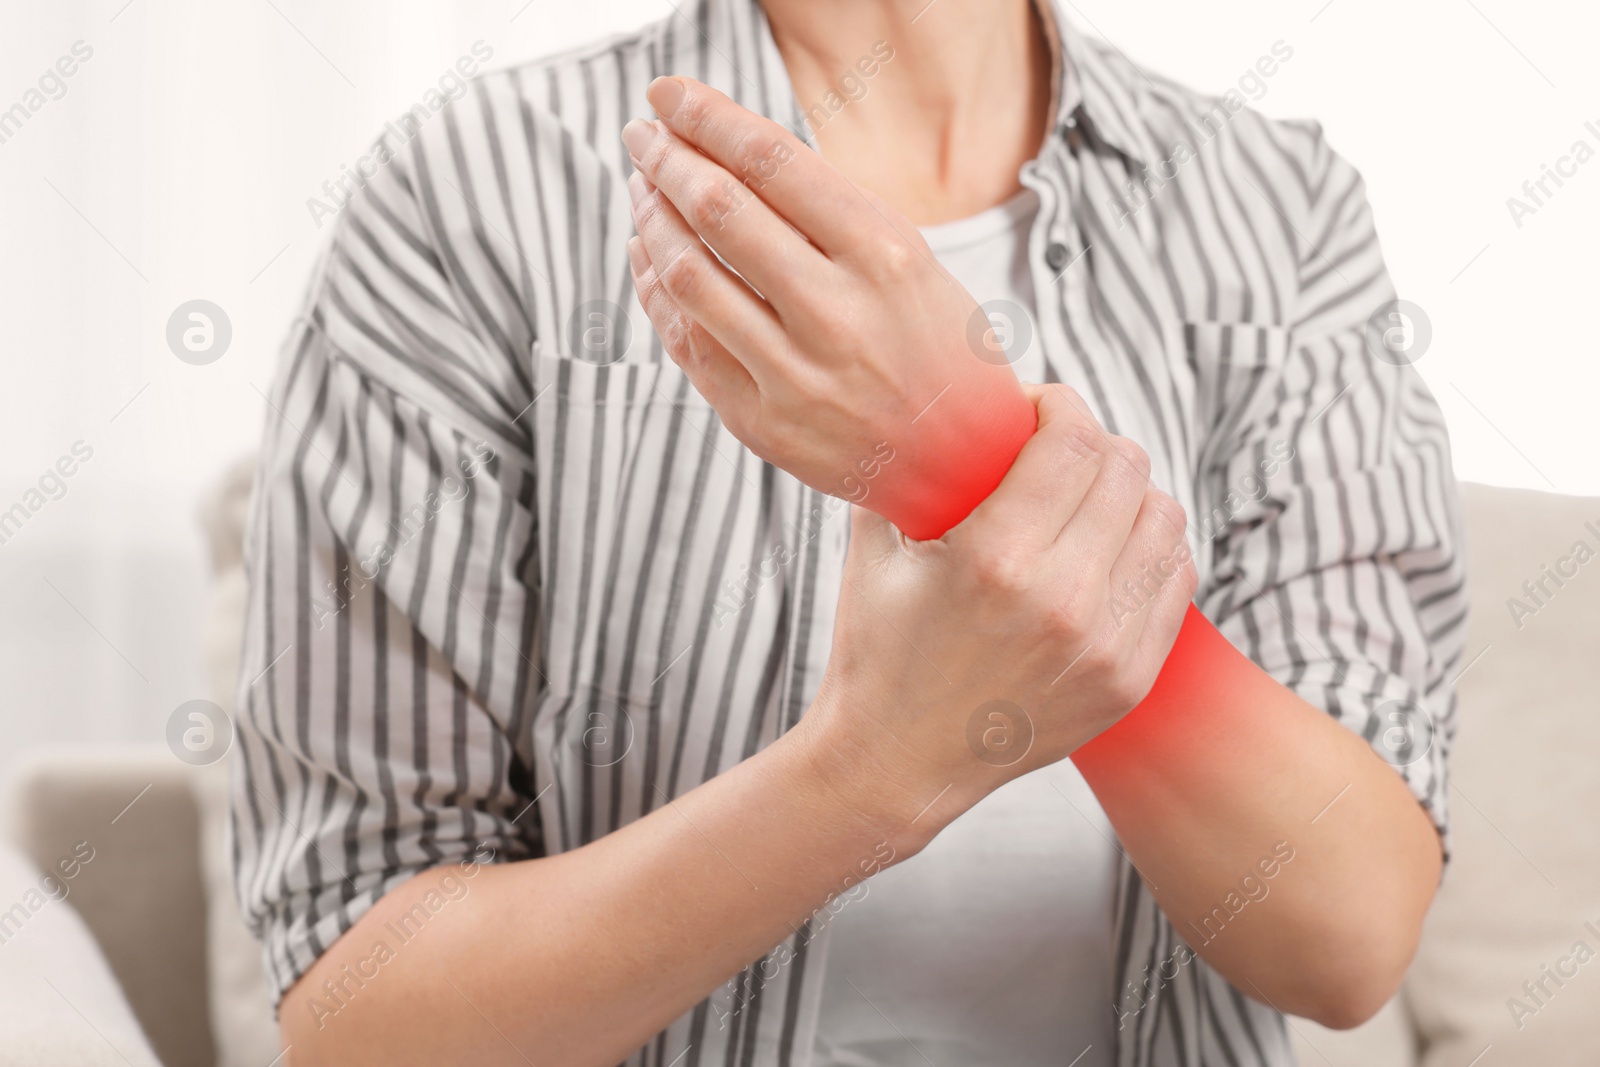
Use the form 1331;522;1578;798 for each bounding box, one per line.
281;712;930;1067
622;67;1446;1037
1072;611;1442;1026
869;386;1441;1021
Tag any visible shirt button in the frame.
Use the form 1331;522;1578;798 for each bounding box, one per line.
1045;242;1072;271
1060;115;1084;150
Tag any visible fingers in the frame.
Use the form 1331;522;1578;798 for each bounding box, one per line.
1107;486;1197;655
949;380;1188;657
628;170;787;383
627;235;758;414
1060;434;1151;568
643;76;884;259
1041;385;1153;568
624;117;828;311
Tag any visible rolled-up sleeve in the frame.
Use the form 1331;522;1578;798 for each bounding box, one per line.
1194;125;1468;854
230;120;545;1004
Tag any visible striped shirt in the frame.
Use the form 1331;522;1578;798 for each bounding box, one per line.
231;1;1468;1064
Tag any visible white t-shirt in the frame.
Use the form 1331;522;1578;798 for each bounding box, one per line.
809;190;1118;1067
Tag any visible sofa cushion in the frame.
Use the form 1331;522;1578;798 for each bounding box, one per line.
1404;483;1600;1065
4;749;215;1067
0;842;162;1067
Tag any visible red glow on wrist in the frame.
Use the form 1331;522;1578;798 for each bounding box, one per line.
862;374;1240;759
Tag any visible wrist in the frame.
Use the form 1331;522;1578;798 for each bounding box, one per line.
874;379;1036;540
779;679;953;862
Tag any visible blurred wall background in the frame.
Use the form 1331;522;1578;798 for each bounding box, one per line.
0;0;1594;767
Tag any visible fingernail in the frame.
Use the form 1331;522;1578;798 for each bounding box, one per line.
626;235;650;276
621;119;659;161
627;170;648;207
647;77;685;119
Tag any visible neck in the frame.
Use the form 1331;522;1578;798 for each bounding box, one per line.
761;0;1053;226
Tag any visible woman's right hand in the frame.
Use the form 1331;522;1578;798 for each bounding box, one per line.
802;383;1198;840
625;76;1037;537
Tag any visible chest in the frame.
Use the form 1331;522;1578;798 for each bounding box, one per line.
514;147;1283;850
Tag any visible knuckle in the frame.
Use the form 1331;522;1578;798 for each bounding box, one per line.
1149;493;1189;536
1054;419;1108;464
1179;558;1201;598
675;87;709;135
872;237;920;281
656;244;720;307
732;127;791;188
1081;641;1126;688
632;188;666;230
1044;600;1091;647
1089;639;1152;707
659;311;696;359
1105;666;1152;711
681;329;716;371
658;246;711;303
970;546;1030;594
1112;436;1152;480
1039;391;1107;459
1036;415;1100;473
1035;386;1072;422
1051;580;1095;634
1040;607;1075;641
637;129;673;174
687;178;743;232
632;261;662;304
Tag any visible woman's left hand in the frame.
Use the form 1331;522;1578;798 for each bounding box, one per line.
623;76;1036;535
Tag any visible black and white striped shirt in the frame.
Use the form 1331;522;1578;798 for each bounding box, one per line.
232;1;1468;1063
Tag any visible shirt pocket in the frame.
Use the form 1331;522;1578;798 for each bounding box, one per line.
529;349;791;840
529;348;725;679
1184;320;1291;465
1182;321;1297;579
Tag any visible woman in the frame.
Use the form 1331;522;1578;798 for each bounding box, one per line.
236;1;1466;1064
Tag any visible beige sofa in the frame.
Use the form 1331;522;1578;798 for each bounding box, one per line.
2;478;1597;1065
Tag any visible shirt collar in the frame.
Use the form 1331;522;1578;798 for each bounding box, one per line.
744;0;1155;167
1034;0;1156;166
